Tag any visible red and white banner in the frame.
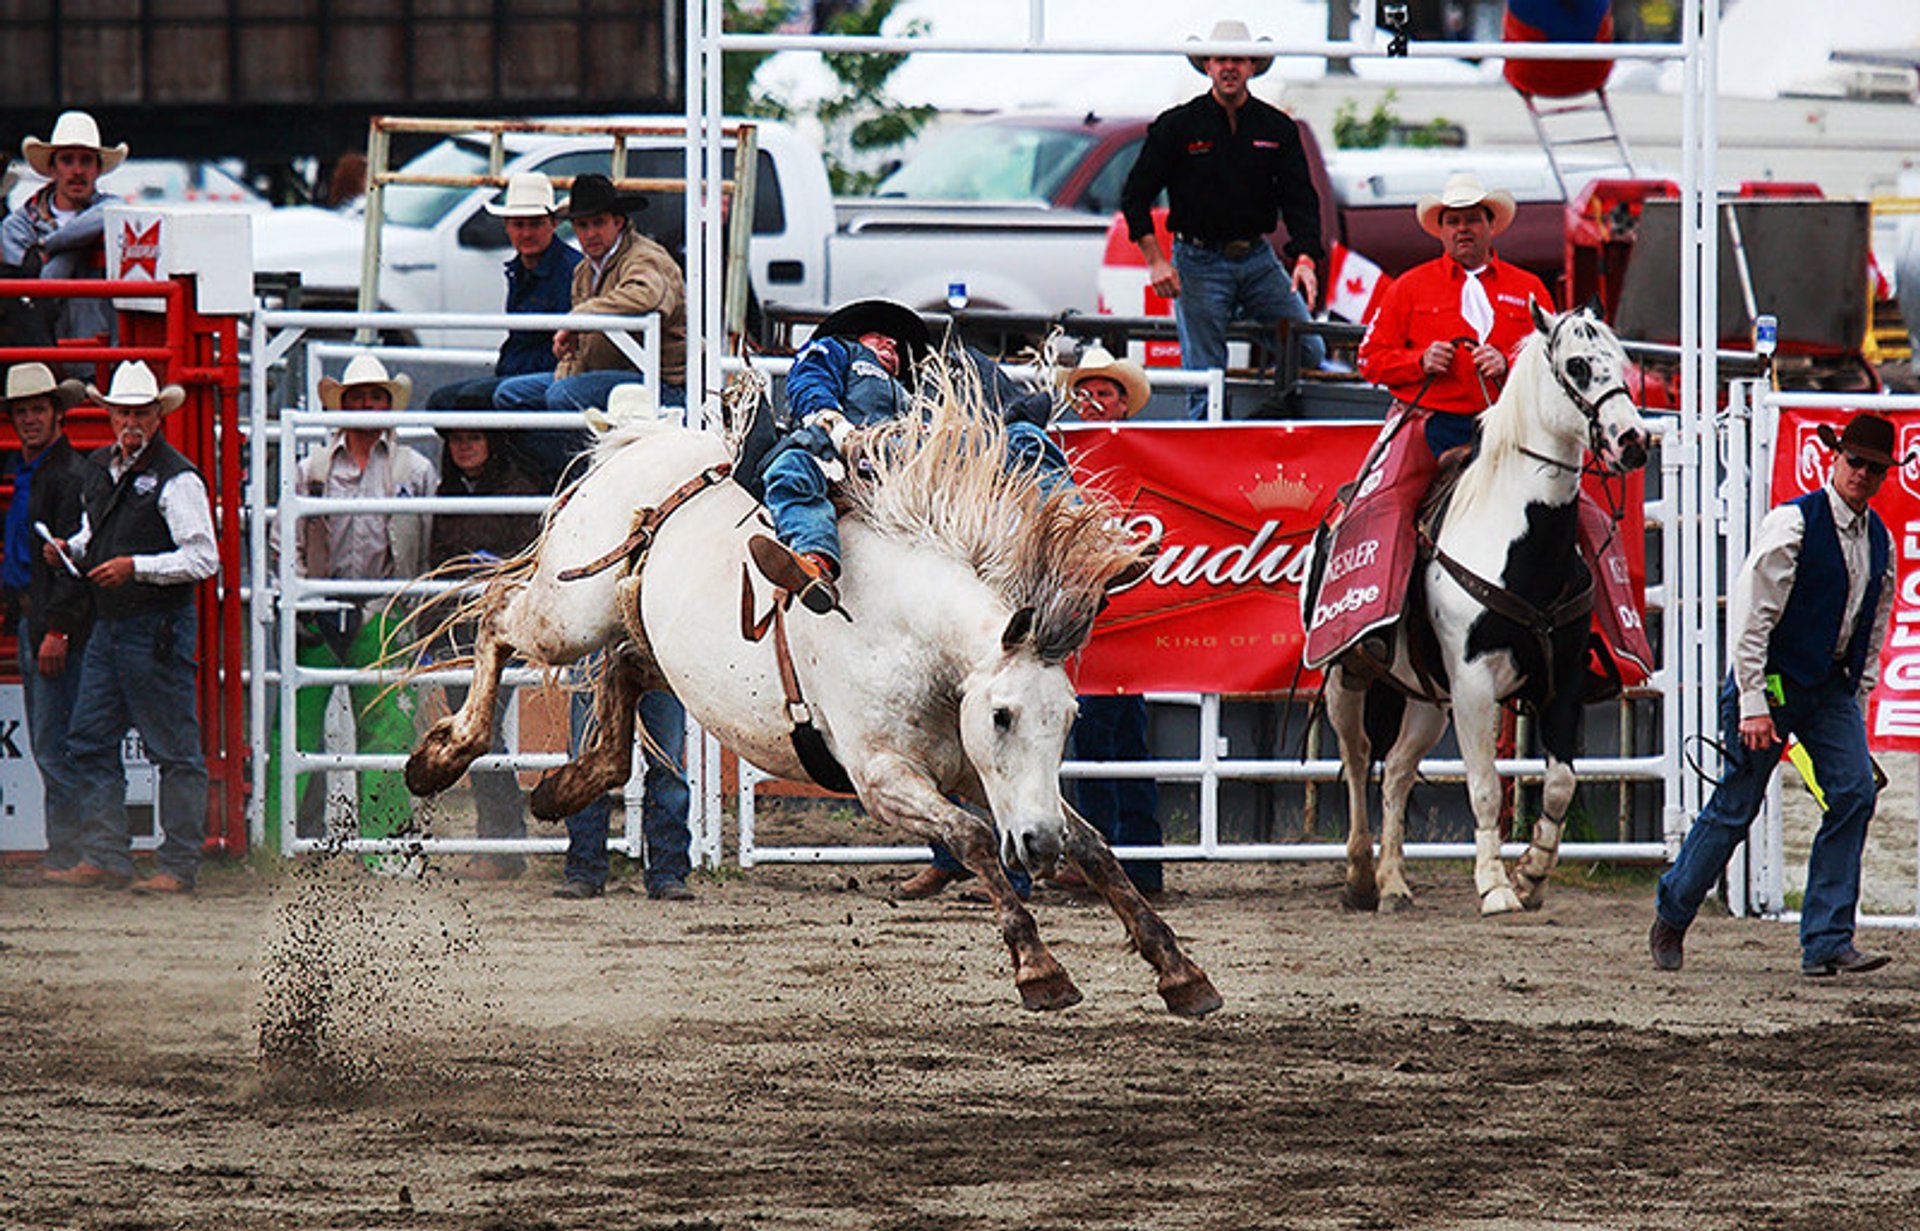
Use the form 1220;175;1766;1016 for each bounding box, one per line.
1771;408;1920;752
1324;242;1392;325
1065;423;1649;695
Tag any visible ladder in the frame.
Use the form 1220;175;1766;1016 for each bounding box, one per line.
1517;87;1636;200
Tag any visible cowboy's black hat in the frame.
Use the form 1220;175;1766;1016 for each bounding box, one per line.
1818;413;1914;468
561;173;649;220
813;298;931;362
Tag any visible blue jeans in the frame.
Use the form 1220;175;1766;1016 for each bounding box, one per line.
426;376;504;410
1657;671;1877;964
494;371;686;490
563;688;692;891
1004;420;1071;492
67;606;208;882
1072;695;1163;893
18;615;87;869
1173;239;1327;418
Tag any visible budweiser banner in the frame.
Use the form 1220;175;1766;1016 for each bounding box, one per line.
1065;423;1649;696
1771;408;1920;752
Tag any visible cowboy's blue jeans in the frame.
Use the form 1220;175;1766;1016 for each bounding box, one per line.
563;688;692;891
1657;671;1877;964
67;606;207;883
766;422;1073;564
1072;695;1162;893
1173;239;1326;419
494;371;686;489
19;615;87;870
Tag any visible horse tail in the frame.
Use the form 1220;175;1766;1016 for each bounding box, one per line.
372;537;547;700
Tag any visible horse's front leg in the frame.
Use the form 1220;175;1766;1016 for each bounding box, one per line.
1060;805;1221;1017
407;609;514;797
1453;675;1525;916
862;752;1081;1012
1377;700;1449;911
1324;668;1379;911
1511;753;1573;910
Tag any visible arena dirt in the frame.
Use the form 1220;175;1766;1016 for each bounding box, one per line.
5;827;1919;1231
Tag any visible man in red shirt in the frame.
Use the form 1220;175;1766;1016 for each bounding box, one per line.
1306;173;1552;672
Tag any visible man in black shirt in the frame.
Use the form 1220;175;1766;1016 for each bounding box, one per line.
1120;18;1327;417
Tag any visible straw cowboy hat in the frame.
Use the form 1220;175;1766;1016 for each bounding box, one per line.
814;298;932;364
1818;412;1915;468
22;110;129;178
1416;172;1518;239
560;173;649;220
318;353;412;410
87;360;185;414
3;362;86;411
1187;19;1274;76
1067;345;1152;417
485;171;564;218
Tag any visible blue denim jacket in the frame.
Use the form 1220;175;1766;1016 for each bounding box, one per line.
496;240;584;377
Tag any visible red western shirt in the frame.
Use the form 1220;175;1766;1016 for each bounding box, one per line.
1357;255;1555;414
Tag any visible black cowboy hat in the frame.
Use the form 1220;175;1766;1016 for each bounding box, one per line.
813;298;932;362
1818;413;1914;468
560;173;649;220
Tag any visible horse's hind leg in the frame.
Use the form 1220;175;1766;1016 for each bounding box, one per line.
407;610;514;797
1062;806;1222;1017
1376;699;1449;912
1325;667;1379;911
864;753;1082;1012
1511;752;1574;910
527;647;652;820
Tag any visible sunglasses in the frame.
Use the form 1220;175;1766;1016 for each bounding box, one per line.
1843;453;1890;477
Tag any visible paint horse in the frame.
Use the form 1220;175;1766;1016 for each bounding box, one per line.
405;389;1222;1016
1316;302;1652;916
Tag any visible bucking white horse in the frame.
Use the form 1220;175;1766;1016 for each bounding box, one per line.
406;390;1222;1016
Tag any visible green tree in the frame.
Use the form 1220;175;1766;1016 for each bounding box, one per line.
1332;90;1457;149
722;0;795;119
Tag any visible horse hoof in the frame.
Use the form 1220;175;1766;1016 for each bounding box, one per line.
1340;885;1379;913
1480;885;1525;916
1380;892;1414;914
404;746;456;798
527;777;573;821
1160;974;1225;1018
1017;971;1084;1013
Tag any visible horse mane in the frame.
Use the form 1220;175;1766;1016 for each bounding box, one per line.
840;362;1142;665
1446;329;1547;523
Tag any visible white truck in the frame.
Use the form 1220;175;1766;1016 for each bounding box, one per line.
248;116;1118;350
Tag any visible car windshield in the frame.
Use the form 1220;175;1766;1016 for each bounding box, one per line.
874;122;1097;203
383;139;493;227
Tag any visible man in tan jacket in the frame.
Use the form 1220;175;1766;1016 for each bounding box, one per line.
492;173;688;489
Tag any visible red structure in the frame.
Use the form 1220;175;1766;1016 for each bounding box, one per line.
0;278;247;855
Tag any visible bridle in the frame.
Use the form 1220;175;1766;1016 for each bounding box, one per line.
1531;311;1636;471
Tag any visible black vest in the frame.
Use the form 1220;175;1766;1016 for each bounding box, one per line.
84;439;202;620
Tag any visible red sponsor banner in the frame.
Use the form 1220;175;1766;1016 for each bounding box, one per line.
1771;408;1920;752
1065;423;1649;696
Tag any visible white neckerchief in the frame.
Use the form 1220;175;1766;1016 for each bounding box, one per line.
1460;265;1494;343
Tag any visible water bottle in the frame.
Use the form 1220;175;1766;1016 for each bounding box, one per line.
946;281;968;312
1753;313;1777;357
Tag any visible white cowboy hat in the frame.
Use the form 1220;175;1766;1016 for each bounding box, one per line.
22;110;129;178
87;360;185;414
484;171;563;218
1067;345;1152;418
1416;172;1518;239
1186;19;1274;77
3;362;85;411
318;352;412;410
584;381;667;434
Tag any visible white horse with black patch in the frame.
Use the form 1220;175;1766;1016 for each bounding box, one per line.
404;392;1222;1016
1321;302;1652;916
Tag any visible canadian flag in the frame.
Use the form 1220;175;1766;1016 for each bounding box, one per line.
1324;242;1391;325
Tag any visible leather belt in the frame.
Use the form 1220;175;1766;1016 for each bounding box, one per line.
1175;234;1259;260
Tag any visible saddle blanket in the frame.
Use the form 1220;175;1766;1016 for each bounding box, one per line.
1304;410;1653;685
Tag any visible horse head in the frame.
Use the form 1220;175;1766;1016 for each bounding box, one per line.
1529;299;1651;474
957;605;1081;877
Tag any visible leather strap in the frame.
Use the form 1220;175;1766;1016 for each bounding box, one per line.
1422;524;1594;708
557;463;731;582
739;564;856;794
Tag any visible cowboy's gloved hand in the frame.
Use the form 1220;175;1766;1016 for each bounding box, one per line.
815;409;856;456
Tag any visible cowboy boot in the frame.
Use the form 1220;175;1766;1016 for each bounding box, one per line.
748;534;839;615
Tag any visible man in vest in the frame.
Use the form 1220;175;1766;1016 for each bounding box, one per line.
1650;412;1898;977
3;363;94;880
45;361;218;894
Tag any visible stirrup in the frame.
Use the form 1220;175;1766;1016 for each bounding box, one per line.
748;534;839;615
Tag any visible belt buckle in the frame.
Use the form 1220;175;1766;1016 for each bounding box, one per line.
1222;239;1253;260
